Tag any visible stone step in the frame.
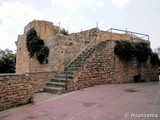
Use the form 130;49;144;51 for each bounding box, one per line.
46;82;66;87
74;58;88;63
43;86;65;94
87;48;94;53
87;49;94;54
55;73;73;79
66;67;80;71
69;63;83;68
51;78;67;82
66;66;79;70
70;60;82;65
77;54;90;59
43;41;109;94
78;54;87;58
71;58;83;62
65;70;77;75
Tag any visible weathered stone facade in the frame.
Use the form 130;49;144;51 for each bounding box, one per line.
0;20;159;111
16;20;91;73
67;41;159;91
16;20;59;73
0;72;56;111
16;20;147;74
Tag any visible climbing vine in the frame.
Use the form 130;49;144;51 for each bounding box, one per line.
150;52;159;65
26;28;49;64
114;40;136;61
135;42;151;63
114;40;152;63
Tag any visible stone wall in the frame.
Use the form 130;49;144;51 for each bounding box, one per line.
46;34;89;72
67;40;159;91
17;34;89;73
69;28;145;44
69;28;101;41
16;35;29;73
0;71;56;111
16;20;149;74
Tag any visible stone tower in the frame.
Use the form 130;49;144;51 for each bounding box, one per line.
16;20;59;73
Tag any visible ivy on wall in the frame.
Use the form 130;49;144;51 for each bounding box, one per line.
114;40;152;63
150;52;159;65
114;40;136;61
135;42;151;63
26;28;49;64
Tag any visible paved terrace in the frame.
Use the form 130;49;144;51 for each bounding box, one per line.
0;82;160;120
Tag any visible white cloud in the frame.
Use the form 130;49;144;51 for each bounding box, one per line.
89;0;106;11
0;1;44;27
112;0;129;8
95;0;106;8
0;18;3;25
52;0;106;12
50;0;106;31
0;0;159;50
0;1;44;50
0;28;16;50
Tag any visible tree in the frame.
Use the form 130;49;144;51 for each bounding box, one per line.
0;49;16;73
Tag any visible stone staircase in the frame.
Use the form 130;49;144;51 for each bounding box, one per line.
43;40;108;94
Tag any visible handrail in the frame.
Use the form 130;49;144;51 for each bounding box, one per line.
65;37;96;69
107;28;149;41
64;37;97;90
108;28;149;37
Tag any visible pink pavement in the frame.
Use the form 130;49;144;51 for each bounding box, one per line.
0;82;160;120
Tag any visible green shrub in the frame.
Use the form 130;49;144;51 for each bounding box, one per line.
36;46;49;64
114;40;136;61
135;42;151;63
60;28;68;35
26;28;49;64
114;40;152;63
0;49;16;73
150;52;159;65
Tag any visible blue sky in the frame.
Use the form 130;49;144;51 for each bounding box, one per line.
0;0;160;51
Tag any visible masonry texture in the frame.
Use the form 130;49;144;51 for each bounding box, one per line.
16;20;92;73
0;20;159;111
67;41;159;91
16;20;144;74
0;72;56;111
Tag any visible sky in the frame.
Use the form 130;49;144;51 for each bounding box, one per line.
0;0;160;51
